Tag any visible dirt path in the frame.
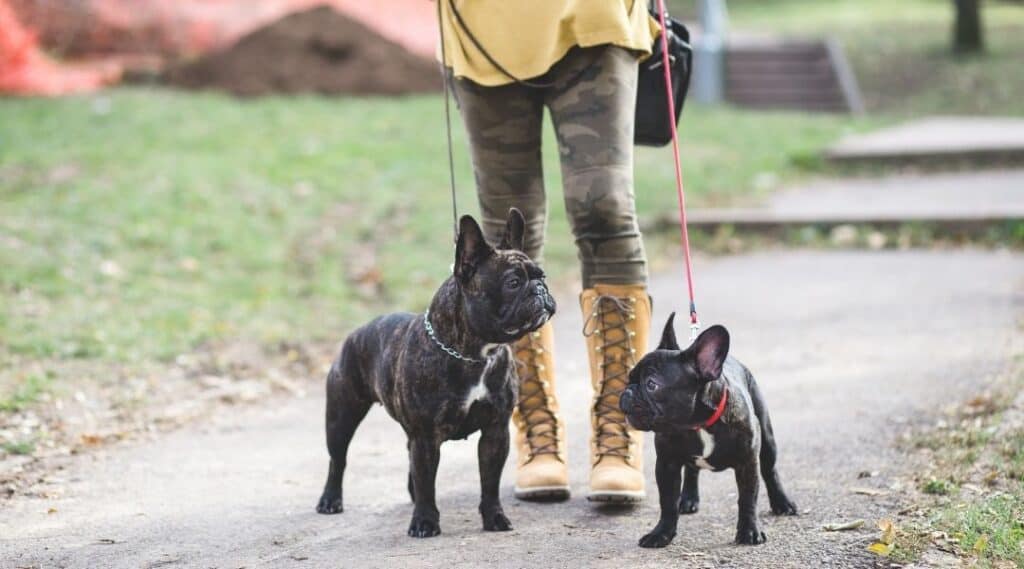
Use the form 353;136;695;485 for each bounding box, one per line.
3;250;1021;569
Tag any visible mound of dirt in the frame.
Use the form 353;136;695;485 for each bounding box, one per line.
164;5;440;97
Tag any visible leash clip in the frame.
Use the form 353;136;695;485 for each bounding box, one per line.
689;320;701;341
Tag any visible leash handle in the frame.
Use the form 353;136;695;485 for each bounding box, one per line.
437;0;460;243
654;0;700;339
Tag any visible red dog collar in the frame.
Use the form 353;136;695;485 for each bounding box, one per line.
694;386;728;430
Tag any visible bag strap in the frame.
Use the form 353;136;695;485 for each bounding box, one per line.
445;0;615;90
445;0;556;89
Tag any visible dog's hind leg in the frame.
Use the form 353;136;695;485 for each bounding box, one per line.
749;379;798;516
678;466;700;514
316;350;372;515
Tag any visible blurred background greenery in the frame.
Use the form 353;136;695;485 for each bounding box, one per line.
1;0;1022;368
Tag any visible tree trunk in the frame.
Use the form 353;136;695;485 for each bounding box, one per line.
953;0;984;54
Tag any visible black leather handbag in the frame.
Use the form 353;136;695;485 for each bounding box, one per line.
634;7;694;147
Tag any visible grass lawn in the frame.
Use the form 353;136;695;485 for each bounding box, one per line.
0;90;864;368
897;359;1024;567
3;0;1023;405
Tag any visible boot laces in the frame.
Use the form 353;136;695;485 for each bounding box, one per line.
514;333;561;462
583;294;638;462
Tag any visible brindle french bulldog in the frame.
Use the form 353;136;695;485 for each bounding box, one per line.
620;314;798;548
315;208;556;538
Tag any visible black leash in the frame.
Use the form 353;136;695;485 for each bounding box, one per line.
437;0;460;243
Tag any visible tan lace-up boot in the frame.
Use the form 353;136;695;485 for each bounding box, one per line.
511;321;570;501
580;284;651;503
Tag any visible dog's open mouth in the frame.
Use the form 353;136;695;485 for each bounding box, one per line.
503;308;552;337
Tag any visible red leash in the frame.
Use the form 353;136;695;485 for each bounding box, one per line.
653;0;700;341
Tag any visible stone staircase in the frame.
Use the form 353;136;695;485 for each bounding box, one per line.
725;36;863;114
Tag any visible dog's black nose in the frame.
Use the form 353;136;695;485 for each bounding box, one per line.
619;388;634;412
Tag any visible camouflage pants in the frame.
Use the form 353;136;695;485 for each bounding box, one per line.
452;45;647;287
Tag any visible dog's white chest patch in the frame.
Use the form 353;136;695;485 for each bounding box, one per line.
693;429;715;470
462;345;508;411
463;377;489;411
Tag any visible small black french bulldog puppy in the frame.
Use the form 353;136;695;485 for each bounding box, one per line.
315;208;556;538
620;314;797;548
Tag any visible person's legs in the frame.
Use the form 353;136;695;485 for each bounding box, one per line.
451;77;547;260
545;45;647;288
546;45;650;503
451;76;570;501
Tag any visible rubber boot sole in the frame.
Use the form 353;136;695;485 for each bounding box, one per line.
586;489;645;504
514;485;571;502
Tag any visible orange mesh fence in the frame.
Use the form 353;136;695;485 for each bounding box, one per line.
2;0;435;95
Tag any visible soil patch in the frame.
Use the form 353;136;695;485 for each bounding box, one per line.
164;5;440;97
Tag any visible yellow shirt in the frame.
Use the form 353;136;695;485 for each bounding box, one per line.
439;0;659;86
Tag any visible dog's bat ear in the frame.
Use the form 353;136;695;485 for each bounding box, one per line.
499;207;526;251
455;215;493;281
690;325;730;383
658;312;680;350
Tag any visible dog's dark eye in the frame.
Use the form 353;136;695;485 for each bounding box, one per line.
645;378;659;391
506;277;521;290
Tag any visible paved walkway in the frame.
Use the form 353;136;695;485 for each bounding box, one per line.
826;117;1024;165
688;169;1024;230
2;250;1022;568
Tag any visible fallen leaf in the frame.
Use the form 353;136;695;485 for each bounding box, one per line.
973;534;988;554
878;519;896;545
823;519;865;531
867;542;894;556
46;507;57;514
851;487;889;496
962;483;983;494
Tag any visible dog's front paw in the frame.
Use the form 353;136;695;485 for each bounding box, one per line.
408;516;442;538
770;498;798;516
482;511;512;532
678;495;700;515
315;492;343;514
735;526;767;545
638;528;676;548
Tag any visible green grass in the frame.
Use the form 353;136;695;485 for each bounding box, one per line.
940;490;1024;567
0;89;864;368
922;478;957;496
0;372;52;412
1;440;36;456
1003;431;1024;482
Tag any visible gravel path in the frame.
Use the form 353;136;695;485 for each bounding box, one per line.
3;250;1021;569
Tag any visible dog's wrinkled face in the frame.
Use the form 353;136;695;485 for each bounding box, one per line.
620;314;730;434
454;209;556;344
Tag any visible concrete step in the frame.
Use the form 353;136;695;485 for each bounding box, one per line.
827;117;1024;167
646;170;1024;234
